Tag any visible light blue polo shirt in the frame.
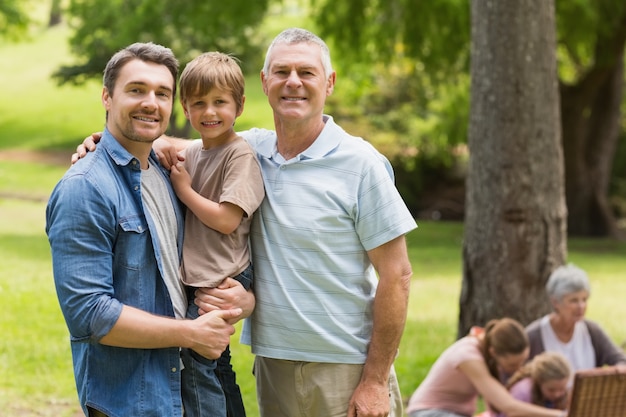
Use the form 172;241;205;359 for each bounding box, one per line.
240;115;417;363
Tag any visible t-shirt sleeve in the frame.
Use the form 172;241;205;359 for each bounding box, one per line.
509;377;533;403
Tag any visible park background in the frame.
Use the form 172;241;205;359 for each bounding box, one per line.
1;0;626;416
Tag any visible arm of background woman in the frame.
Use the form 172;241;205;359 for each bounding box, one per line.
459;360;565;417
585;320;626;366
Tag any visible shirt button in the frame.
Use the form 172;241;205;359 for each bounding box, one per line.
171;367;177;372
134;185;139;191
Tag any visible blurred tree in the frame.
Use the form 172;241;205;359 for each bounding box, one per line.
0;0;31;40
460;0;565;335
53;0;273;134
557;1;626;238
314;0;626;238
48;0;63;27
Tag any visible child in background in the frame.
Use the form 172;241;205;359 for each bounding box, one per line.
496;351;571;416
174;52;265;417
406;318;566;417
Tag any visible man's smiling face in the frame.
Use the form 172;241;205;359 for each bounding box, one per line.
261;41;335;123
102;58;174;145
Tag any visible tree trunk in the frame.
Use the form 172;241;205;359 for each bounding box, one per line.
562;46;626;238
460;0;567;337
48;0;62;27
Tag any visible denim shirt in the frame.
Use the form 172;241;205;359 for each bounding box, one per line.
46;130;185;417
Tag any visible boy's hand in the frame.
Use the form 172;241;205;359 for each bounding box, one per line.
154;137;184;170
170;162;192;196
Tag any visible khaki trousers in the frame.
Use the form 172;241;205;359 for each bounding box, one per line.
254;356;403;417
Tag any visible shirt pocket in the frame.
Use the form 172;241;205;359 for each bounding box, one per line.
113;215;155;309
117;215;150;269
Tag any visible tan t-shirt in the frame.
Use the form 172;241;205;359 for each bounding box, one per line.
180;138;264;287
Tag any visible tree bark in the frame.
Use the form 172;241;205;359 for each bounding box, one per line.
460;0;567;337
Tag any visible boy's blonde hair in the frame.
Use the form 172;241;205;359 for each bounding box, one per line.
179;52;245;113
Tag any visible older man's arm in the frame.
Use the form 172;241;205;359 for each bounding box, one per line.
348;235;412;417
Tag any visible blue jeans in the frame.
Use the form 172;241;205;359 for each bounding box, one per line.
181;265;253;417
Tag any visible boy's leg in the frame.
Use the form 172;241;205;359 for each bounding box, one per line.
215;345;246;417
181;301;227;417
214;265;252;417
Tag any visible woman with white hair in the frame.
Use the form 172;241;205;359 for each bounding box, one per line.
526;263;626;372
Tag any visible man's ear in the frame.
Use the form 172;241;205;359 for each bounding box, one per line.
326;72;336;96
102;87;111;111
261;71;269;96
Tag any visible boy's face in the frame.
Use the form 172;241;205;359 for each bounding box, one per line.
102;59;174;146
182;87;244;145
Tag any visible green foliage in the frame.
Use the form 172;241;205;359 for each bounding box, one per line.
54;0;274;86
313;0;470;77
331;60;469;164
556;0;626;81
0;0;31;40
327;58;470;210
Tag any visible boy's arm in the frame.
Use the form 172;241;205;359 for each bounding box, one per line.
171;162;244;234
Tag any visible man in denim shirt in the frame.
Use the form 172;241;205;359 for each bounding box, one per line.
46;42;243;417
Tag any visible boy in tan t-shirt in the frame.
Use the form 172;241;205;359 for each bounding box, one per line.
171;52;264;417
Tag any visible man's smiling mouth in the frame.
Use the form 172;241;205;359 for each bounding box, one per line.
134;116;158;123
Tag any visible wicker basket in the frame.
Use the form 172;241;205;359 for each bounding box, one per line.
568;366;626;417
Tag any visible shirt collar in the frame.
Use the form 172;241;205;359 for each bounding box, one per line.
101;128;154;169
256;115;342;162
101;129;135;166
